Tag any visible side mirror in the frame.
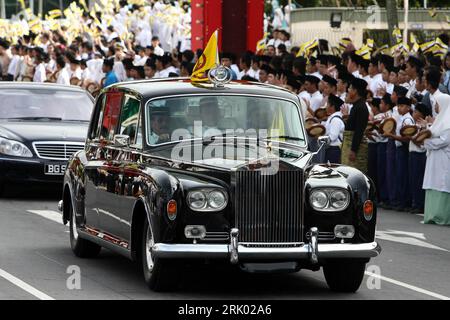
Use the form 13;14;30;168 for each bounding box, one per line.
113;134;130;147
317;135;331;147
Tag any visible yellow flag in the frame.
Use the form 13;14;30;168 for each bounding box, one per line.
191;30;219;82
393;28;402;43
256;32;268;52
338;37;352;52
366;38;374;51
79;0;89;11
18;0;26;10
356;45;371;60
410;33;420;52
296;38;319;57
270;108;285;141
428;8;437;18
420;40;435;54
48;9;62;17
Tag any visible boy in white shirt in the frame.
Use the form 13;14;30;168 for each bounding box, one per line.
383;97;414;211
324;94;345;164
409;103;431;214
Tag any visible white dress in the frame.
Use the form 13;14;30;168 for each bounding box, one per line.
422;130;450;193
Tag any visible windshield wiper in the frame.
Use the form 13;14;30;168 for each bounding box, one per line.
265;136;305;142
7;117;63;121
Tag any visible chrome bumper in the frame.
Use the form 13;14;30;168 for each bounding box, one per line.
152;228;381;264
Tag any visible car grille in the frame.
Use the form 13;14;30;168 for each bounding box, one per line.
234;170;303;244
33;142;84;160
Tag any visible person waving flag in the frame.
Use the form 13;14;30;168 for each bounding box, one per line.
191;30;219;82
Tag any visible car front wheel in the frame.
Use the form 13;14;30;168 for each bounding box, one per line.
69;200;101;258
323;259;366;293
142;218;180;292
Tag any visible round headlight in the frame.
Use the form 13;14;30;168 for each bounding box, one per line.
330;190;349;209
187;191;206;210
207;190;227;210
310;190;328;209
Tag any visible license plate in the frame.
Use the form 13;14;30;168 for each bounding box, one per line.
45;164;67;175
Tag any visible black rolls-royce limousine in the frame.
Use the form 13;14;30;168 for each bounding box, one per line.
59;72;381;292
0;83;93;195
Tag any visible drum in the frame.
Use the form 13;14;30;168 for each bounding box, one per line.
86;82;100;94
70;77;82;86
379;117;396;135
305;117;319;130
413;129;432;144
314;108;328;121
307;124;326;137
366;121;377;132
400;125;418;137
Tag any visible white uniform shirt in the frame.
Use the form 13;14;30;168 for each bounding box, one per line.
56;68;70;85
395;112;414;147
309;90;323;112
369;73;384;97
7;55;20;78
33;63;47;82
153;46;164;56
155;65;178;78
325;111;345;147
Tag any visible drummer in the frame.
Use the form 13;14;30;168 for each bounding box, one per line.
366;98;382;190
324;94;345;164
377;94;395;208
383;97;415;211
409;103;432;214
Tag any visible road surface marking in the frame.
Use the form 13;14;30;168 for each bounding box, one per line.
365;271;450;300
376;230;449;252
27;210;63;225
0;268;55;300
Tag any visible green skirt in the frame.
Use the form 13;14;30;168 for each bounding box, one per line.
424;190;450;226
341;131;368;174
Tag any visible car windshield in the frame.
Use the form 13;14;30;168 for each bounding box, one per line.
145;95;306;147
0;89;93;121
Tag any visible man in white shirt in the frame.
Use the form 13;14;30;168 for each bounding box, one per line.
154;53;178;78
151;36;165;56
7;44;21;81
246;56;260;80
68;58;82;82
304;75;323;114
324;94;345;163
33;54;47;83
405;56;423;99
55;57;70;85
383;97;414;211
347;52;361;79
368;57;384;98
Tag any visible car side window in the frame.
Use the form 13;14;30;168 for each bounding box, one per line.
118;95;141;146
89;93;106;140
100;91;124;142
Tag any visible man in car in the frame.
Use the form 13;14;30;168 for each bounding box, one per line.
149;108;170;145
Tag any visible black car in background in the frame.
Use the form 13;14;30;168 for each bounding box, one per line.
0;83;93;195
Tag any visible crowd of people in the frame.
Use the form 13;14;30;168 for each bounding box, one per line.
0;1;448;225
0;0;191;94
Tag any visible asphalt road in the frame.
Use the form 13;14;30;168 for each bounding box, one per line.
0;185;449;300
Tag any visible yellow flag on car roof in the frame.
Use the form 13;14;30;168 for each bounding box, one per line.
191;30;219;82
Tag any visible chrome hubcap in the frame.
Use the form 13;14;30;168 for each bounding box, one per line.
72;210;78;240
145;226;154;272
